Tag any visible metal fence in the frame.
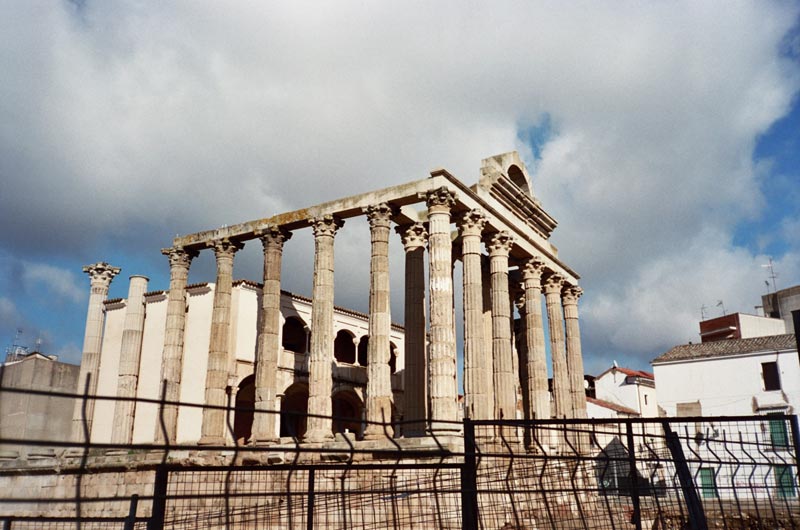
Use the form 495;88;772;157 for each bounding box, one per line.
1;382;798;529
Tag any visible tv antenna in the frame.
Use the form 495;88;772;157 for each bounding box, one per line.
700;304;707;320
762;258;778;293
716;300;726;316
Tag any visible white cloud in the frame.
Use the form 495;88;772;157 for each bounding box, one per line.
0;2;798;370
22;263;84;303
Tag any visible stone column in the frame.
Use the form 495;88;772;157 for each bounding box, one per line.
363;203;395;440
305;215;343;443
111;275;149;444
251;226;291;445
521;259;550;423
199;238;243;446
155;247;197;444
458;209;490;421
480;257;495;407
563;285;587;420
396;223;427;437
488;231;516;421
543;273;570;419
72;262;121;443
426;187;459;432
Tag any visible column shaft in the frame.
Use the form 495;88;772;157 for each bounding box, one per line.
72;262;121;443
111;275;149;444
426;188;459;432
521;259;550;422
459;210;489;420
251;227;291;445
305;215;343;442
364;204;395;439
488;231;515;420
199;239;242;445
397;223;427;436
563;286;587;420
155;247;196;443
544;274;570;419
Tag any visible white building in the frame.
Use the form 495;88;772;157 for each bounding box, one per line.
652;334;799;500
591;366;657;418
91;279;405;445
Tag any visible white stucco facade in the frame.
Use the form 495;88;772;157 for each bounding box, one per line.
91;280;405;445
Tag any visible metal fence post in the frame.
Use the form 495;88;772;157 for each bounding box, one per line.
148;466;169;530
306;468;316;530
663;421;708;530
2;517;11;530
624;421;643;530
790;414;800;493
461;418;479;530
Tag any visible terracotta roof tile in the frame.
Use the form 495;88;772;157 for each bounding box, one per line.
652;334;796;364
586;397;639;416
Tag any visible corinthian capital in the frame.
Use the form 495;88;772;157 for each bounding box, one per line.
425;187;456;210
208;238;244;259
520;258;545;284
83;262;121;287
364;202;396;230
256;225;292;251
395;223;428;251
161;247;198;270
542;273;564;295
457;209;487;237
311;215;344;238
561;285;583;306
487;231;514;257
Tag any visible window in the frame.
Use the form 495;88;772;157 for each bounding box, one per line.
698;467;718;499
644;394;648;406
767;412;789;448
774;465;797;499
762;361;781;391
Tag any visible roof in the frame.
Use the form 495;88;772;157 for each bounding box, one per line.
586;397;639;416
596;366;654;380
652;334;797;364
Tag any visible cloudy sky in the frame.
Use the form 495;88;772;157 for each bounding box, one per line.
1;1;799;376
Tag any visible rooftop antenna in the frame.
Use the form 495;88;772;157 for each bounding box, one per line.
700;304;707;321
762;258;778;293
716;300;726;316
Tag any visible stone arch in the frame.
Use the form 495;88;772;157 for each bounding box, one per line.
332;388;363;439
334;329;356;364
280;382;309;439
282;316;307;353
233;374;255;444
357;335;369;366
508;164;529;192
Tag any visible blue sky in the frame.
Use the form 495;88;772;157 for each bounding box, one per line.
1;2;799;377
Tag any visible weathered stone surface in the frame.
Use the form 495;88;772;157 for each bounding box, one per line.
543;273;570;420
199;238;244;445
72;262;121;443
488;231;515;422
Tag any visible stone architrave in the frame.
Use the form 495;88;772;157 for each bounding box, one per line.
521;259;550;424
563;285;588;420
363;203;395;440
396;222;427;437
488;231;516;421
199;238;243;446
251;226;291;445
155;247;197;444
426;187;460;432
305;215;344;443
111;275;149;444
72;262;121;443
543;273;571;419
458;209;490;421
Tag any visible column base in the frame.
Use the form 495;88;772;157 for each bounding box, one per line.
362;424;394;441
303;429;334;444
197;435;227;447
249;436;280;447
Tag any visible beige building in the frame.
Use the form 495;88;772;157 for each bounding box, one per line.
71;151;588;450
